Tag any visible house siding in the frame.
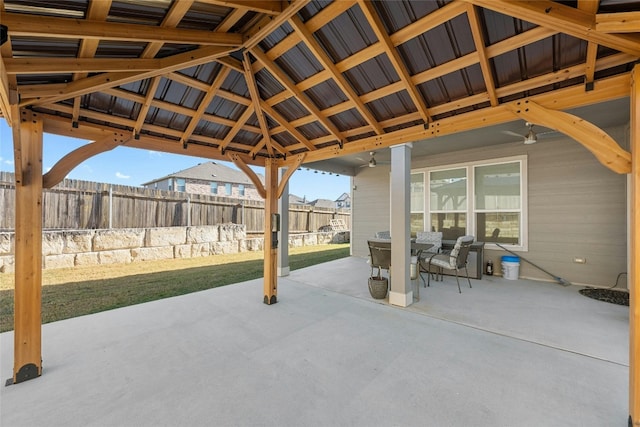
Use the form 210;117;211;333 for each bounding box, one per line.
352;124;629;288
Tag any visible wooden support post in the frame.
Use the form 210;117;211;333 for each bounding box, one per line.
11;110;43;384
630;64;640;427
263;158;279;305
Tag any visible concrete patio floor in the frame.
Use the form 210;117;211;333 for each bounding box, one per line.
0;256;629;426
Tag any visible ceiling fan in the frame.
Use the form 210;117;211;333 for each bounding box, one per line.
502;122;557;145
357;151;388;168
503;122;538;144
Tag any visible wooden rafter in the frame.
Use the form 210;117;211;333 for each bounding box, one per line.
250;47;344;144
289;15;383;135
20;46;234;107
243;51;275;157
133;77;162;139
465;4;498;106
243;0;311;49
259;100;316;152
200;0;282;15
596;11;640;33
357;0;431;124
219;105;256;152
71;0;112;125
1;12;242;46
465;0;640;57
181;67;232;149
577;0;600;87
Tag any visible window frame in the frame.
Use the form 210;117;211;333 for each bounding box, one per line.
415;155;528;251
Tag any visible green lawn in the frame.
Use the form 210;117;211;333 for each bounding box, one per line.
0;244;350;332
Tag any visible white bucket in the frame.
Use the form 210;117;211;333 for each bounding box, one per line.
501;256;520;280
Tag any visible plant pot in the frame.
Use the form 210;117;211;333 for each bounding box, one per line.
368;276;388;299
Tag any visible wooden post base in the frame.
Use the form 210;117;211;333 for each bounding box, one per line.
6;363;41;386
263;295;278;305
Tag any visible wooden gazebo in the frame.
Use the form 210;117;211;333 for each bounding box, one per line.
1;0;638;423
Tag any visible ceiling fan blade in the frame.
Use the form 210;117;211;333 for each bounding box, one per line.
502;130;523;138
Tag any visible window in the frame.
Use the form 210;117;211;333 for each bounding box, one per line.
238;184;245;196
176;178;186;192
414;156;526;249
225;183;232;195
210;182;218;194
429;168;467;240
474;162;521;245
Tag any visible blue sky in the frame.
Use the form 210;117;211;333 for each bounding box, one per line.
0;120;349;201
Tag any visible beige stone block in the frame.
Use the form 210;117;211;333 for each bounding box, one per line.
289;235;304;247
174;244;192;259
191;243;210;257
218;224;234;242
75;252;99;266
245;238;263;252
303;234;318;246
42;233;64;256
0;233;12;255
145;227;186;247
94;229;144;251
232;224;246;240
317;232;333;244
98;249;133;265
132;246;174;262
211;241;239;255
187;226;218;244
63;231;93;253
45;253;76;270
0;256;15;273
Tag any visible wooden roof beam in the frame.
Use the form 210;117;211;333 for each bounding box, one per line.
180;67;232;149
132;76;162;139
358;0;431;124
250;46;345;144
259;100;317;152
506;99;630;173
295;73;630;165
200;0;282;15
466;4;498;106
243;51;275;157
596;11;640;33
219;105;256;152
20;45;235;107
465;0;640;57
243;0;310;50
289;15;383;135
0;11;243;46
578;0;600;87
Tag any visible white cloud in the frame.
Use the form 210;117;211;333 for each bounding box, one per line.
4;159;13;165
115;172;130;179
148;150;162;157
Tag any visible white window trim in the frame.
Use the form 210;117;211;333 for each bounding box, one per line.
415;155;528;252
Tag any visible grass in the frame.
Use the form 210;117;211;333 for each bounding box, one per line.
0;244;350;332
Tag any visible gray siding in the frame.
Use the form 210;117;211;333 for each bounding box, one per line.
352;124;629;288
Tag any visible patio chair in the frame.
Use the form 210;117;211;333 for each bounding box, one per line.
374;231;391;240
367;239;392;281
416;231;442;286
424;235;475;293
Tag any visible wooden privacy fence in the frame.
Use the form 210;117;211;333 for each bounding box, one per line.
0;173;350;233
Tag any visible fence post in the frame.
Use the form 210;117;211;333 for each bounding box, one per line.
187;196;191;227
108;185;113;229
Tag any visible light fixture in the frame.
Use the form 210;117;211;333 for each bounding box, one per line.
523;122;537;145
368;157;377;167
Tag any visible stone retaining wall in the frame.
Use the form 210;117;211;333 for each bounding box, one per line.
0;225;350;273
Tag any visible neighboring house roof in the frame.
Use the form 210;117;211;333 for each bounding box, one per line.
309;199;336;209
335;192;350;202
142;162;264;187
